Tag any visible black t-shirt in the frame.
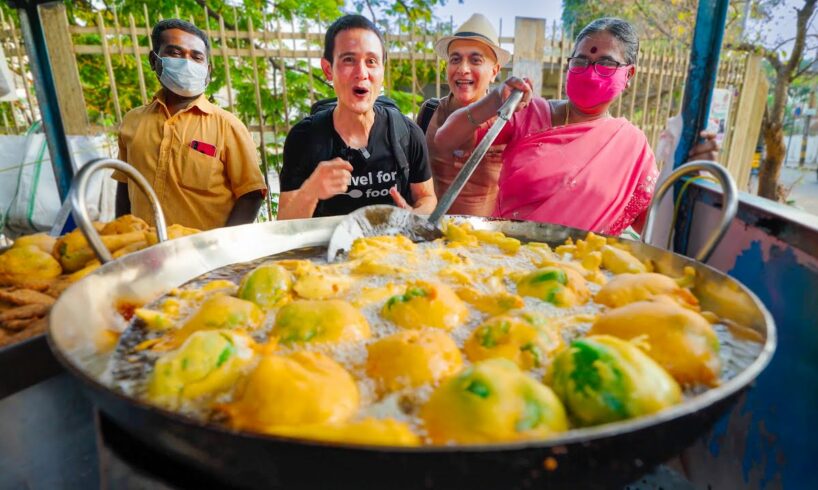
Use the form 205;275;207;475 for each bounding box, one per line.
279;106;431;217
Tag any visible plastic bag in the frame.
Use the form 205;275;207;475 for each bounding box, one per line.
0;43;15;99
645;115;683;249
0;127;116;238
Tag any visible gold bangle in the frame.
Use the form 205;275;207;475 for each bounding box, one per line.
466;105;480;126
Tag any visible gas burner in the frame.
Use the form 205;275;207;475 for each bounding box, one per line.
95;410;694;490
96;412;235;489
0;373;699;490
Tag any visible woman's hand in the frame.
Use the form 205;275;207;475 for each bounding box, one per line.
687;131;720;162
495;76;533;112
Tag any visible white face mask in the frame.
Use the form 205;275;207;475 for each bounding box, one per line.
157;57;209;97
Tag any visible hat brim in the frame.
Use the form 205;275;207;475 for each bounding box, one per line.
434;35;511;67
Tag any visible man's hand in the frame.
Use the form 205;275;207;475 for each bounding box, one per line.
277;158;353;220
303;158;354;200
688;131;720;162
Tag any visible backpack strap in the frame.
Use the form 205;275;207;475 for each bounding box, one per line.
310;97;337;115
374;95;401;112
306;110;335;216
383;107;414;205
416;98;440;133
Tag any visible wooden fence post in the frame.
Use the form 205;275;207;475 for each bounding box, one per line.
556;24;568;98
276;20;289;131
384;20;391;97
306;20;315;105
726;54;768;190
434;21;440;99
3;10;36;123
97;12;122;124
640;46;655;129
247;17;273;220
218;16;235;113
513;17;545;96
409;21;417;114
650;46;669;148
128;14;147;105
39;2;90;134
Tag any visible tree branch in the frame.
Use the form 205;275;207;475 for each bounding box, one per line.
791;56;818;81
633;1;676;41
784;0;818;74
65;0;96;22
266;57;331;88
194;0;236;31
364;0;378;24
808;6;818;31
727;41;785;72
724;13;740;32
395;0;412;17
771;36;797;53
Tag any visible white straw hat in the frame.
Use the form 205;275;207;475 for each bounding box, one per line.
434;14;511;66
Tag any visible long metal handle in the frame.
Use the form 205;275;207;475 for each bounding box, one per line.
428;89;524;225
69;158;168;264
641;160;738;263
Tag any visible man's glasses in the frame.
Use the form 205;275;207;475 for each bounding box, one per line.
567;57;630;77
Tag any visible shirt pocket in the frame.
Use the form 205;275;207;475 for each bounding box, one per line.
179;146;222;192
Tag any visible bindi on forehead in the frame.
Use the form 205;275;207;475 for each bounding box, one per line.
590;46;598;54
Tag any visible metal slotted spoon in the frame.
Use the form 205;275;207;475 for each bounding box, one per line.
327;89;524;261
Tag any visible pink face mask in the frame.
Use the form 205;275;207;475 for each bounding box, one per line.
565;66;630;112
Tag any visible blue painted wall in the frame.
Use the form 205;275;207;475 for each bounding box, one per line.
682;188;818;489
729;242;817;487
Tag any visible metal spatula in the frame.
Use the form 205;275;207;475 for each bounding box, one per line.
327;89;524;261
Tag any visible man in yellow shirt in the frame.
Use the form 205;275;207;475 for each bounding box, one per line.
114;19;266;230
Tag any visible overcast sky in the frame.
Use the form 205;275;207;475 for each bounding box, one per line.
749;0;818;55
433;0;563;37
429;0;816;55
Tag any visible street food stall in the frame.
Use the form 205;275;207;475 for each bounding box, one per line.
0;0;815;489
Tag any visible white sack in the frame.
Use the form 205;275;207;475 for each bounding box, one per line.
0;129;116;238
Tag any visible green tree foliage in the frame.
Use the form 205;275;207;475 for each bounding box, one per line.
67;0;346;169
561;0;751;47
1;0;450;173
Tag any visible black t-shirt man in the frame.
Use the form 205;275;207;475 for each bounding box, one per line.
279;105;432;218
277;14;436;220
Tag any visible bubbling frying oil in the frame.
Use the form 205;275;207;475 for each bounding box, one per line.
106;229;762;445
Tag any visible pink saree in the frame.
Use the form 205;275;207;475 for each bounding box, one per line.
486;98;658;235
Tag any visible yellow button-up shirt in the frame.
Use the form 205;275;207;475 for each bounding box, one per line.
113;92;266;230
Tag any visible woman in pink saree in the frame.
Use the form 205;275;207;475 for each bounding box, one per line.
435;18;717;235
482;96;657;235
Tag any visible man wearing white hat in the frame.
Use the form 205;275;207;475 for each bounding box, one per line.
417;14;512;217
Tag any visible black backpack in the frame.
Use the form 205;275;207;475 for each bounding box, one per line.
416;97;440;133
307;96;413;204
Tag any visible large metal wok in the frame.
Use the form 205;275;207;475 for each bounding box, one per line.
47;161;775;489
